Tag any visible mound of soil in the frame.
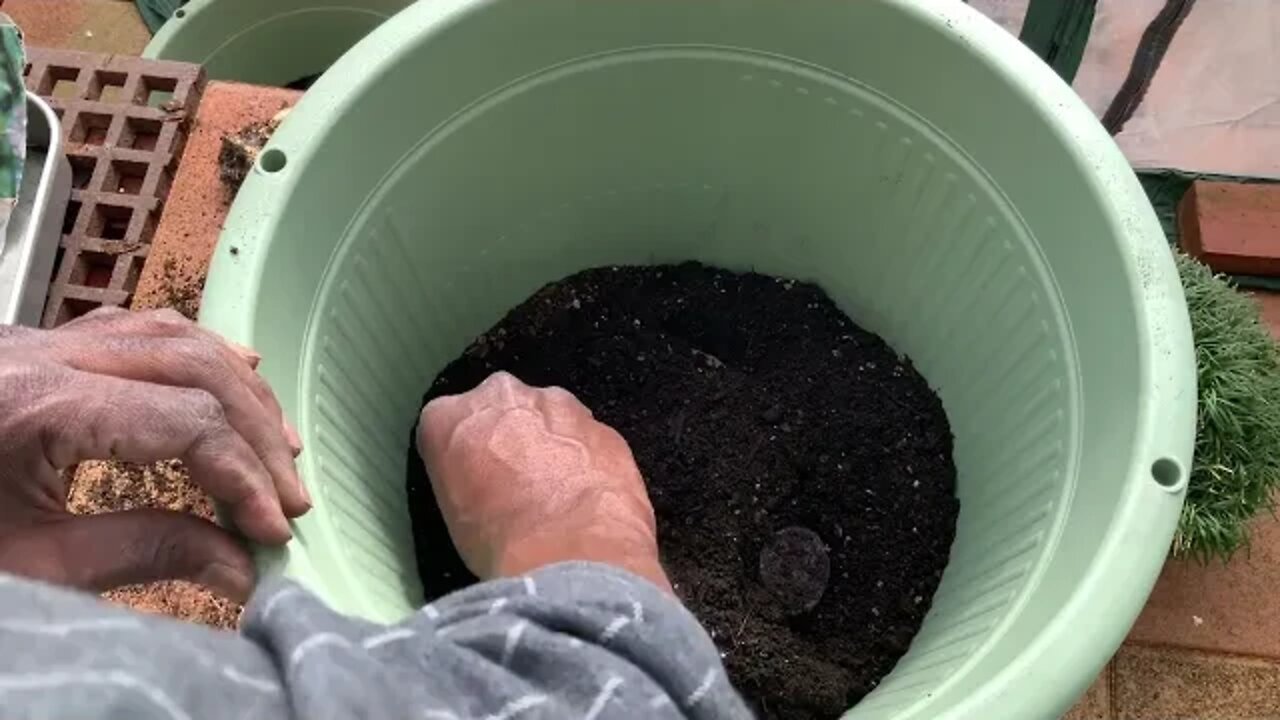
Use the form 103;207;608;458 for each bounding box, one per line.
406;263;958;719
70;460;241;629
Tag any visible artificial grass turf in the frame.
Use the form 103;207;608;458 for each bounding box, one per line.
1175;252;1280;561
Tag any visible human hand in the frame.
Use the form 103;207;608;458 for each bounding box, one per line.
418;371;670;591
0;308;308;602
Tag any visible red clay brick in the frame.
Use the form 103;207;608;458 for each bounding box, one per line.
1113;646;1280;720
1180;180;1280;276
1064;664;1112;720
7;0;151;57
1253;292;1280;340
132;82;302;314
1128;501;1280;660
23;47;204;326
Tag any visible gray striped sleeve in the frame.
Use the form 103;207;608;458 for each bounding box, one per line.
0;562;751;719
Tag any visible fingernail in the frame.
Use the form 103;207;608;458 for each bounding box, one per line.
271;516;294;544
242;493;294;545
299;477;313;508
261;501;294;543
198;563;253;603
229;341;262;368
284;421;303;456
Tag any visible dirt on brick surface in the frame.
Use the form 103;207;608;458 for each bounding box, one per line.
407;262;959;719
218;121;272;193
70;460;241;629
218;109;290;194
150;256;206;320
132;83;301;314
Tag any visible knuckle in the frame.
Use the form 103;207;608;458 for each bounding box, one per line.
545;386;591;416
543;385;578;404
181;387;227;429
421;395;456;424
202;448;260;502
484;371;523;392
185;419;272;507
140;308;194;331
148;308;190;325
480;371;506;387
245;371;279;406
172;338;232;380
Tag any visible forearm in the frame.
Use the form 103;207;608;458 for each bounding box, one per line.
495;521;673;594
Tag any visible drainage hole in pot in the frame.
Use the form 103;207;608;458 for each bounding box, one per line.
259;149;287;173
1152;457;1183;489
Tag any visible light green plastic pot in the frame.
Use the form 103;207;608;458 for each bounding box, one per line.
200;0;1195;717
142;0;412;86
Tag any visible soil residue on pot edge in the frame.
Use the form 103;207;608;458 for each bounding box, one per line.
406;262;958;719
218;108;291;194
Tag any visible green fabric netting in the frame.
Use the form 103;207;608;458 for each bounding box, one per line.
134;0;185;33
0;22;23;200
0;15;23;252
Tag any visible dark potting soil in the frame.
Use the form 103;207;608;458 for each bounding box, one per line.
405;263;958;719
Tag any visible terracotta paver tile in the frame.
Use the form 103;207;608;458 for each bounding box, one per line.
1128;502;1280;659
1114;645;1280;720
8;0;151;56
1253;291;1280;339
1064;664;1112;720
1180;180;1280;276
132;81;301;313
